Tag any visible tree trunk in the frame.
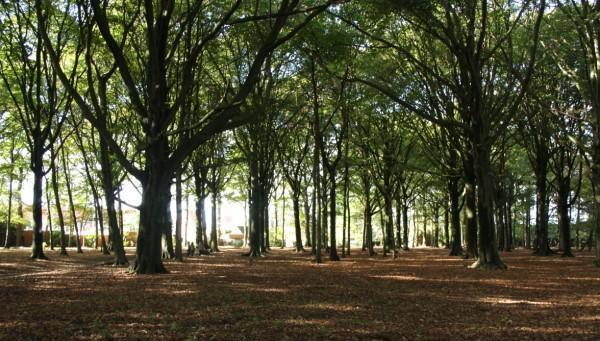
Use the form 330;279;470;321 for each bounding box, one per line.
30;143;47;260
384;195;395;256
329;169;340;261
496;183;506;251
557;179;573;257
174;171;183;261
505;182;514;251
471;144;506;269
99;138;127;265
61;146;82;253
433;203;440;248
395;196;402;251
4;147;14;248
131;168;170;274
402;203;409;251
525;194;531;248
162;188;175;259
346;184;351;256
263;197;269;252
45;178;54;250
281;187;286;249
463;155;478;259
292;192;304;252
210;192;219;252
50;147;68;256
444;205;450;249
247;155;262;257
304;189;311;248
193;170;210;255
534;155;551;255
15;171;23;248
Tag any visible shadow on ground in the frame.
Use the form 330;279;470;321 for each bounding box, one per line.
1;247;598;340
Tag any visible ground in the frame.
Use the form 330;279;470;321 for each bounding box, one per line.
0;247;599;340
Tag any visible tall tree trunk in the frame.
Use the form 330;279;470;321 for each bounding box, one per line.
328;169;340;261
281;187;286;249
292;191;304;252
304;189;311;248
263;197;269;252
346;182;351;255
99;138;127;265
247;154;262;257
472;143;506;269
61;146;83;254
433;203;440;248
383;195;395;256
534;154;551;255
575;196;581;250
321;176;328;251
131;165;170;274
505;182;514;251
362;173;374;255
193;172;210;256
557;179;573;257
30;142;47;260
210;192;219;252
96;201;109;255
463;155;478;259
402;202;409;251
174;171;183;261
525;197;531;249
444;205;450;248
45;178;54;250
395;195;402;251
4;143;15;248
50;146;68;256
162;186;175;259
496;183;506;251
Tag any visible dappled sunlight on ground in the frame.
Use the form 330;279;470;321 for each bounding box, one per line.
0;246;599;340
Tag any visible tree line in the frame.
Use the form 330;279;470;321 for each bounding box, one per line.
0;0;598;274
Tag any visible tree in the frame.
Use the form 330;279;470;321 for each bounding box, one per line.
39;0;335;273
337;0;545;268
551;0;600;266
0;1;74;259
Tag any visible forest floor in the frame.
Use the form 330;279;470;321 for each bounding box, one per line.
0;246;599;340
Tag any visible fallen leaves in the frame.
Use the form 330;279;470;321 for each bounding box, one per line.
0;247;598;340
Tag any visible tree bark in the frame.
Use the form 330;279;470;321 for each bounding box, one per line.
292;191;304;252
30;143;47;260
328;169;340;261
50;147;68;256
61;146;83;253
471;143;506;269
4;141;16;248
557;179;573;257
448;176;463;255
175;171;183;261
534;153;551;255
304;189;311;248
463;155;478;259
210;193;219;252
131;167;170;274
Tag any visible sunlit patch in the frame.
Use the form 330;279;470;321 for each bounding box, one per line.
172;290;196;295
302;303;362;312
466;208;474;219
370;274;421;281
480;297;553;306
576;315;600;321
284;318;331;326
246;287;289;293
